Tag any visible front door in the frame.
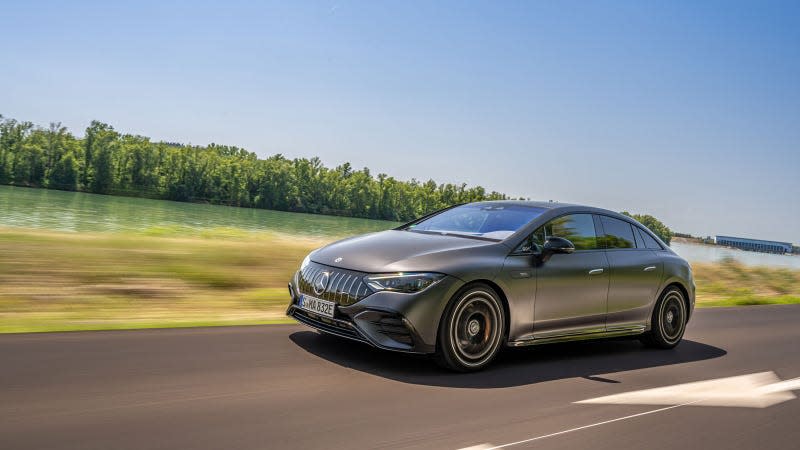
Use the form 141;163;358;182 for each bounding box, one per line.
531;214;609;337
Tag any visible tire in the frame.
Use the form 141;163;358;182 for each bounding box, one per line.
640;286;687;349
435;283;505;372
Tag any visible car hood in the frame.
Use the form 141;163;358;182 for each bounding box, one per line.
310;230;500;273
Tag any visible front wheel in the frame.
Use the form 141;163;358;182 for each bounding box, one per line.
640;286;687;349
435;283;505;372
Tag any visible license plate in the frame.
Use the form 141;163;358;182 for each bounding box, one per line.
298;294;335;318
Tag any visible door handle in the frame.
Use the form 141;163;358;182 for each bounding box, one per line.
588;268;604;275
643;266;657;272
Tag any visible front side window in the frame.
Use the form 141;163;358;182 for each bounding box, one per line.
408;204;546;241
524;214;599;251
600;216;636;249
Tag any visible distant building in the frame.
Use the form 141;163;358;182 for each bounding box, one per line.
716;235;792;254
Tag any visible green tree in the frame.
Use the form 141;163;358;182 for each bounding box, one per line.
12;127;45;186
43;122;71;182
0;116;15;184
50;152;79;191
83;122;118;194
621;211;673;245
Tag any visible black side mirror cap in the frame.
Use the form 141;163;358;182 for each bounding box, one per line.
543;237;575;255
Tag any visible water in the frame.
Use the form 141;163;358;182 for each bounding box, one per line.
0;185;398;239
670;241;800;269
2;185;798;268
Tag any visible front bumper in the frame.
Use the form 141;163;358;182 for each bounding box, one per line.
286;273;462;354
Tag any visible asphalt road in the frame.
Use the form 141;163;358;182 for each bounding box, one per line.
2;305;799;450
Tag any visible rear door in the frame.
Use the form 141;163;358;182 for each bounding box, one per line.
598;215;664;331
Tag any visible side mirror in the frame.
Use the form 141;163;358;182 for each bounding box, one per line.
543;237;575;256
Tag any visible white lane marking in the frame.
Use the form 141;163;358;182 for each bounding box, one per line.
759;376;800;394
457;401;700;450
458;372;800;450
577;372;799;408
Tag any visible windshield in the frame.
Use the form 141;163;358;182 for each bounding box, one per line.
406;204;546;240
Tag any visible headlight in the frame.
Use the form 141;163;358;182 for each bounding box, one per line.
300;254;311;270
364;273;445;293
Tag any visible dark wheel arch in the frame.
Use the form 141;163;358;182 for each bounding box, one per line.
438;279;511;347
641;284;688;348
434;281;507;371
655;281;692;323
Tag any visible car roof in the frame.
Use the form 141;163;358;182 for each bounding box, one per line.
472;200;597;211
470;200;637;221
468;200;670;247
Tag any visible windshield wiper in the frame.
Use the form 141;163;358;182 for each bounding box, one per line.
405;229;500;242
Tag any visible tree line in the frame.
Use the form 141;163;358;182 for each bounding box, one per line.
0;115;508;221
0;115;673;243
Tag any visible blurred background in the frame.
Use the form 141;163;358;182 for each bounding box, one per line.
1;1;798;333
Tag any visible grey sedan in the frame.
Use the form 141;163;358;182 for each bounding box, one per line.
287;201;695;371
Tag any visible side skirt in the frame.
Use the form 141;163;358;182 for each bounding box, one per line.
508;326;646;347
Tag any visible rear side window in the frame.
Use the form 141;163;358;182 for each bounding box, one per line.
633;227;646;248
600;216;636;249
638;227;663;249
531;214;599;251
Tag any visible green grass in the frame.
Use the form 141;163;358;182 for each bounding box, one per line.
1;227;799;333
0;227;321;333
695;295;800;307
692;259;800;307
0;317;297;334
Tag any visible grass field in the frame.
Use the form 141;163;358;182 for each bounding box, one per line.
0;227;319;333
691;259;800;307
1;227;798;333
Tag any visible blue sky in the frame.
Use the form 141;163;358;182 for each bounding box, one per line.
2;1;798;242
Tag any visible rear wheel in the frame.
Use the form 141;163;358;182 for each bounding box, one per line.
435;283;505;372
640;286;687;349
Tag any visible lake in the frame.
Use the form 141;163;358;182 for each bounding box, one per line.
670;241;800;269
0;185;398;239
2;185;798;269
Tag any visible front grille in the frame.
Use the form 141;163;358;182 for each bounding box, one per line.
297;262;372;306
290;308;366;343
